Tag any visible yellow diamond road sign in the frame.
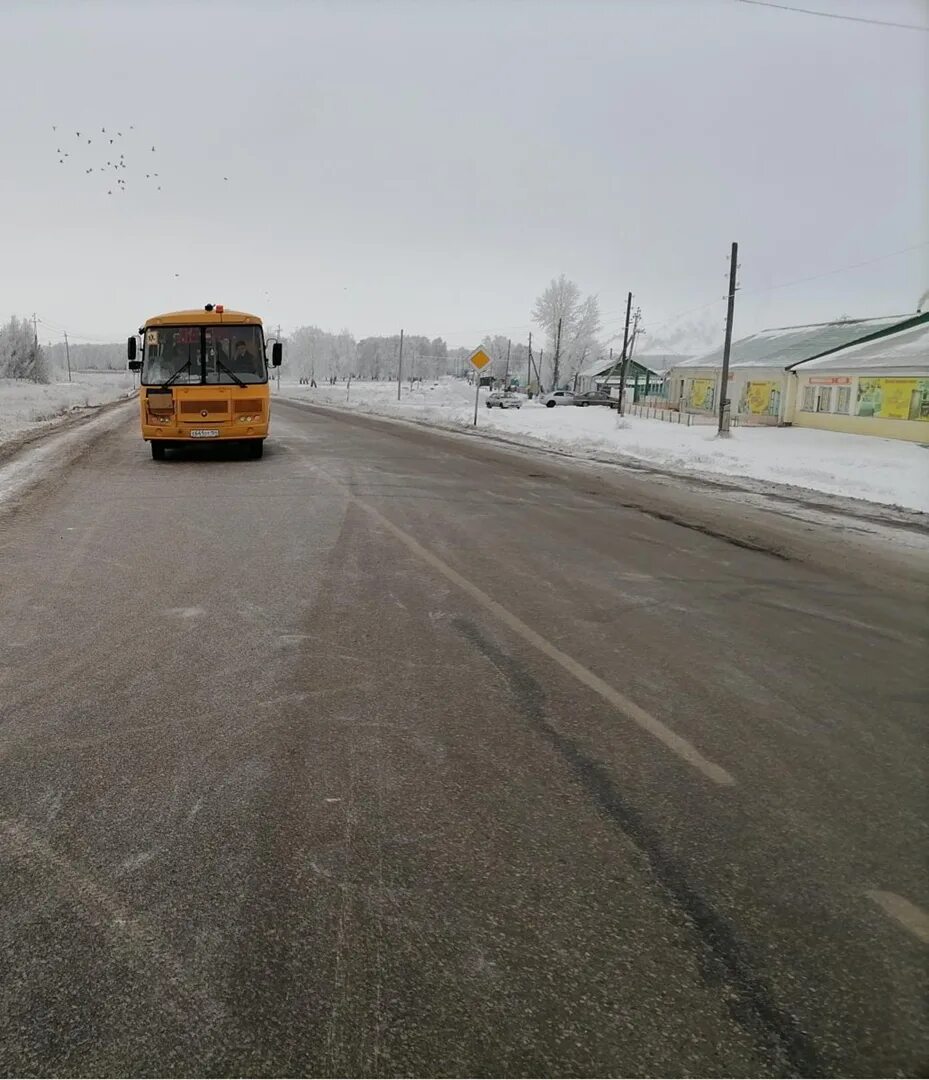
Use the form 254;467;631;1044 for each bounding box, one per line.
469;348;492;371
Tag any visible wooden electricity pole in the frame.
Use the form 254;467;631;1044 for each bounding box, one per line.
615;292;633;416
719;241;739;435
552;317;563;389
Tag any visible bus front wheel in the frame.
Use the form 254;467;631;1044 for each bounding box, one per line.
151;442;167;461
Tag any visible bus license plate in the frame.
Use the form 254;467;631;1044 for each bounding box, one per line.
190;429;220;438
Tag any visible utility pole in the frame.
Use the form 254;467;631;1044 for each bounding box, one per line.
64;330;72;383
616;292;633;416
627;307;642;403
719;241;738;435
526;332;532;392
396;329;404;400
29;313;42;382
504;339;511;388
552;317;563;390
528;338;544;395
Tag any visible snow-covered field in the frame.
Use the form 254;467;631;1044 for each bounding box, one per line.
278;378;929;513
0;372;136;451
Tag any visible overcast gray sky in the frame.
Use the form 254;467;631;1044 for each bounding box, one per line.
1;0;927;351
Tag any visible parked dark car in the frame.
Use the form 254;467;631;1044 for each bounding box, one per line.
575;390;614;407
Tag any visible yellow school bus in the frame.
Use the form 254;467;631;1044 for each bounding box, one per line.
127;304;282;459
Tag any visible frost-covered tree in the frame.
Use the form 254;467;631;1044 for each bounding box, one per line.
0;316;51;383
480;334;511;381
531;275;601;389
286;325;356;381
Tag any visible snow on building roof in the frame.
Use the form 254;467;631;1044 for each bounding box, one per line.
674;314;918;371
792;317;929;372
577;353;689;378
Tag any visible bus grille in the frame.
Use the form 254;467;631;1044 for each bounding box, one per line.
233;399;263;414
180;401;229;417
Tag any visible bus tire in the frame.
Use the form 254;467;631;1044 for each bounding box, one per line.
247;440;264;460
151;442;166;460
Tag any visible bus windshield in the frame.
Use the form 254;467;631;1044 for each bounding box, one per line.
142;325;267;385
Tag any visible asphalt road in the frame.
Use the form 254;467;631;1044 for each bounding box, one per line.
1;399;926;1077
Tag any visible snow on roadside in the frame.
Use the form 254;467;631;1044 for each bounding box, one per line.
277;378;929;514
0;372;136;451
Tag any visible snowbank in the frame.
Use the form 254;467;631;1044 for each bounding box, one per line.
0;372;136;451
277;378;929;513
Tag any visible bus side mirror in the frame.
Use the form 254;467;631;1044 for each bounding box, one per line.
127;336;137;361
271;342;282;367
128;360;142;372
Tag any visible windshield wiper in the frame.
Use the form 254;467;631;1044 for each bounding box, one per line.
161;358;194;389
214;356;247;389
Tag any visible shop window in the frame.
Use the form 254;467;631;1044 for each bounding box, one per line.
835;385;851;414
801;386;815;411
816;386;833;413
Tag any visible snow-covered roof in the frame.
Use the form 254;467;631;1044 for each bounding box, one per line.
793;317;929;372
673;315;917;371
577;353;689;378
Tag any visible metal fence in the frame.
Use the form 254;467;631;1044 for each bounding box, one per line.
623;403;741;428
625;403;693;425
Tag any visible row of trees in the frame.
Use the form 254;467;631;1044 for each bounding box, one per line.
285;328;456;383
0;317;50;382
44;341;126;372
4;273;605;389
1;316;127;383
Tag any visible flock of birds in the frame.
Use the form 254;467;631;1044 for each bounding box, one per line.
52;124;230;197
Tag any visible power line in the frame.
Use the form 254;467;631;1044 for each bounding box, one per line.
735;0;929;32
36;316;122;343
739;240;929;296
611;240;929;345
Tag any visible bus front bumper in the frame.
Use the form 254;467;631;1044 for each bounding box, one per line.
143;422;269;441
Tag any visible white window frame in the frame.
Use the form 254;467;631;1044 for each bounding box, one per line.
801;385;815;412
816;386;833;413
835;385;851;414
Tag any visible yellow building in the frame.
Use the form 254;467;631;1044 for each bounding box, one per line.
788;315;929;443
666;314;916;426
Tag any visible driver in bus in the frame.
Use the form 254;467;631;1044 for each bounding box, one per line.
233;338;259;375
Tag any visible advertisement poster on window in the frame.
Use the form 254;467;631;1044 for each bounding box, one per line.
690;378;715;410
856;378;929;421
742;381;780;416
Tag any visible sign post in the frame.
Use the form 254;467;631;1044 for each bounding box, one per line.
468;347;492;426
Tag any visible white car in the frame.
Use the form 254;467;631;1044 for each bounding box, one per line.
486;391;522;409
539;390;576;408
